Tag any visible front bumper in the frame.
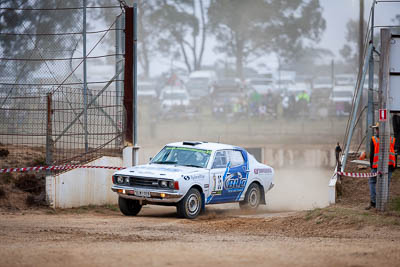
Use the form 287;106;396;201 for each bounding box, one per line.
111;185;184;203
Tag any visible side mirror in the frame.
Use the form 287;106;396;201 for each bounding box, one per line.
149;157;153;161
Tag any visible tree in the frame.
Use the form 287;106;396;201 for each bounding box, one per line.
0;0;81;83
151;0;208;73
208;0;326;79
339;19;366;70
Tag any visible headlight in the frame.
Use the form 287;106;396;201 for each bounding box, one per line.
168;181;175;189
159;180;168;188
117;176;124;184
125;177;130;184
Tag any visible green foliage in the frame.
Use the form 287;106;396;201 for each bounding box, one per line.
0;0;81;78
208;0;326;78
30;157;46;167
389;197;400;213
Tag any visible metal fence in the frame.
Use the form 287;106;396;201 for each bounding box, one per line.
0;0;125;166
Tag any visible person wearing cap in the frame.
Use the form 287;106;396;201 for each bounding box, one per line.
366;122;397;210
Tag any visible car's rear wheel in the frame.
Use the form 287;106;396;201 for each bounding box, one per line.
118;196;142;216
177;188;202;219
239;183;261;210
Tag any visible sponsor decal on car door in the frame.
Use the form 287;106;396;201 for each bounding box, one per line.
207;149;248;204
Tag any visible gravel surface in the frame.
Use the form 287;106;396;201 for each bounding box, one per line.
1;205;400;267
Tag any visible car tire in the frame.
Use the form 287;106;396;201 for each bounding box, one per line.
239;183;261;210
118;196;142;216
177;188;202;219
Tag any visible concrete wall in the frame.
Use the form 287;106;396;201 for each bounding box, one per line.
46;156;122;208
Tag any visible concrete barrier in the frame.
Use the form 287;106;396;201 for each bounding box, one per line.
46;156;122;208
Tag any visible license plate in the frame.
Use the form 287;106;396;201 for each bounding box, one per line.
134;190;151;198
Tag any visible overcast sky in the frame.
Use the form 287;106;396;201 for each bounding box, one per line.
319;0;399;57
149;0;400;76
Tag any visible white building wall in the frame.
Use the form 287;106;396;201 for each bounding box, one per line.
47;156;122;208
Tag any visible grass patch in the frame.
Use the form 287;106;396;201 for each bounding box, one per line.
389;197;400;213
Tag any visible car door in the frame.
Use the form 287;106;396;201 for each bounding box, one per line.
206;149;248;204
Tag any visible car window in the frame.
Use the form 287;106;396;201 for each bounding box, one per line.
212;150;228;169
151;146;211;168
229;150;245;167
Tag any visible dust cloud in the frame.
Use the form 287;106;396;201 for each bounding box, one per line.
265;168;331;211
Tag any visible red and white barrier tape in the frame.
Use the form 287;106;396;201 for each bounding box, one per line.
337;171;377;178
0;165;126;173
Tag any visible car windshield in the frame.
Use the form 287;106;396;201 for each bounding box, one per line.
151;146;211;168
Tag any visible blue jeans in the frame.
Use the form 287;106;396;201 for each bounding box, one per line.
369;168;392;204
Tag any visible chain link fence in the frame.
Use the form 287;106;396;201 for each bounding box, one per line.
0;0;125;167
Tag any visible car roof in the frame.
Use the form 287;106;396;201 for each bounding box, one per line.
165;141;241;151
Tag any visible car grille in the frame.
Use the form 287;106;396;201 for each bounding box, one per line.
129;176;159;188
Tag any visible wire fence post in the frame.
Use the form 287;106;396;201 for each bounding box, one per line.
83;0;89;153
376;28;392;212
46;93;53;166
132;3;139;166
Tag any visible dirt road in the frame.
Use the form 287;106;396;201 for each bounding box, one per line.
1;205;400;267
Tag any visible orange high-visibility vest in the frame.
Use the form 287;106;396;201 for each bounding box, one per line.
372;136;396;168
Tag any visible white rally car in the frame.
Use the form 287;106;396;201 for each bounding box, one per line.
111;141;274;219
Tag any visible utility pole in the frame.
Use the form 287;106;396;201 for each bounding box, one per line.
358;0;365;146
376;29;391;212
366;1;375;155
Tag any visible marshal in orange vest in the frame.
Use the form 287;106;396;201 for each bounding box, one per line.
371;136;396;169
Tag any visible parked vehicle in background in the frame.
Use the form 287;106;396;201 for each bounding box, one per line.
275;71;296;94
159;86;195;119
335;74;356;86
111;141;275;219
246;77;275;95
185;70;217;100
330;85;354;116
211;78;247;118
138;81;157;102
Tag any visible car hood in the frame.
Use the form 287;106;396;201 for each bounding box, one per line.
114;164;207;180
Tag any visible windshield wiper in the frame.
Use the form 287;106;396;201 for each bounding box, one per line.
154;160;178;165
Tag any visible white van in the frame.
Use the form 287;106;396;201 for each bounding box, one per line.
185;70;217;99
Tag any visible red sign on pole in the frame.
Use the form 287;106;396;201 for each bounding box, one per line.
379;109;387;122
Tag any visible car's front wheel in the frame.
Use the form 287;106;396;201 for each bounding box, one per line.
118;197;142;216
239;183;261;210
177;188;202;219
